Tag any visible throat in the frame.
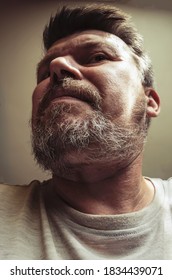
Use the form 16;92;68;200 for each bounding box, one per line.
52;172;155;215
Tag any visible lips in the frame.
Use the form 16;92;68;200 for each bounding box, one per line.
52;88;93;103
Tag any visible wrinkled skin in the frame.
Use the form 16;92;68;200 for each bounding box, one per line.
31;30;160;214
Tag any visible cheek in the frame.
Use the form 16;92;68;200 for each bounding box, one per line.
87;65;143;119
32;89;39;121
87;70;127;118
32;82;49;121
102;83;124;119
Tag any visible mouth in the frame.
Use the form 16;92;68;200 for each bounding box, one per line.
37;75;103;118
38;86;100;117
52;90;93;104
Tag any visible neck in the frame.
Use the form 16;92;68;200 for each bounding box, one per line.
51;154;154;215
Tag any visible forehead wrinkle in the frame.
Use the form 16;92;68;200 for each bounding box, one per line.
37;37;100;71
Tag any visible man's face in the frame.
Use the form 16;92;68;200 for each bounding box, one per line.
32;30;149;174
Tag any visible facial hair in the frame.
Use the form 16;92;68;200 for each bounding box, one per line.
31;78;149;174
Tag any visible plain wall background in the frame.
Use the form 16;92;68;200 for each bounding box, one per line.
0;0;172;184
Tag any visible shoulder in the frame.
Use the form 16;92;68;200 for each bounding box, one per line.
146;177;172;189
164;177;172;204
150;177;172;190
0;180;41;198
149;177;172;207
0;180;47;214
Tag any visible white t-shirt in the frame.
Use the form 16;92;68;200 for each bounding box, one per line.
0;177;172;259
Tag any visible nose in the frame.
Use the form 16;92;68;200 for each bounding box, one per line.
50;56;83;84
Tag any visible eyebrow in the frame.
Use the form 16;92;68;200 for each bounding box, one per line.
37;40;120;75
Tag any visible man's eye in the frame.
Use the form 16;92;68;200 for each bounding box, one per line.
88;53;108;64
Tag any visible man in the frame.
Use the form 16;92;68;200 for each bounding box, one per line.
0;4;171;260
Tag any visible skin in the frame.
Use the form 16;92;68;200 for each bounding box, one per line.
32;30;160;215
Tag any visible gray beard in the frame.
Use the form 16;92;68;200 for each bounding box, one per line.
32;100;149;175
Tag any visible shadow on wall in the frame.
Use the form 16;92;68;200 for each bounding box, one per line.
1;0;172;12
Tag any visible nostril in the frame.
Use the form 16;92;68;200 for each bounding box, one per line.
52;70;75;86
61;69;75;79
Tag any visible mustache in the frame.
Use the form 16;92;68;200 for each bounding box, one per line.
37;78;102;117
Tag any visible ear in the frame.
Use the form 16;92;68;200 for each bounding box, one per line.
145;88;160;118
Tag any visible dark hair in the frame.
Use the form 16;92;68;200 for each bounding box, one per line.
43;4;154;87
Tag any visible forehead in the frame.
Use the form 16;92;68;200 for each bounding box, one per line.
47;29;131;56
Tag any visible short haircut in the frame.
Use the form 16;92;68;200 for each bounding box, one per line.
43;4;154;87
